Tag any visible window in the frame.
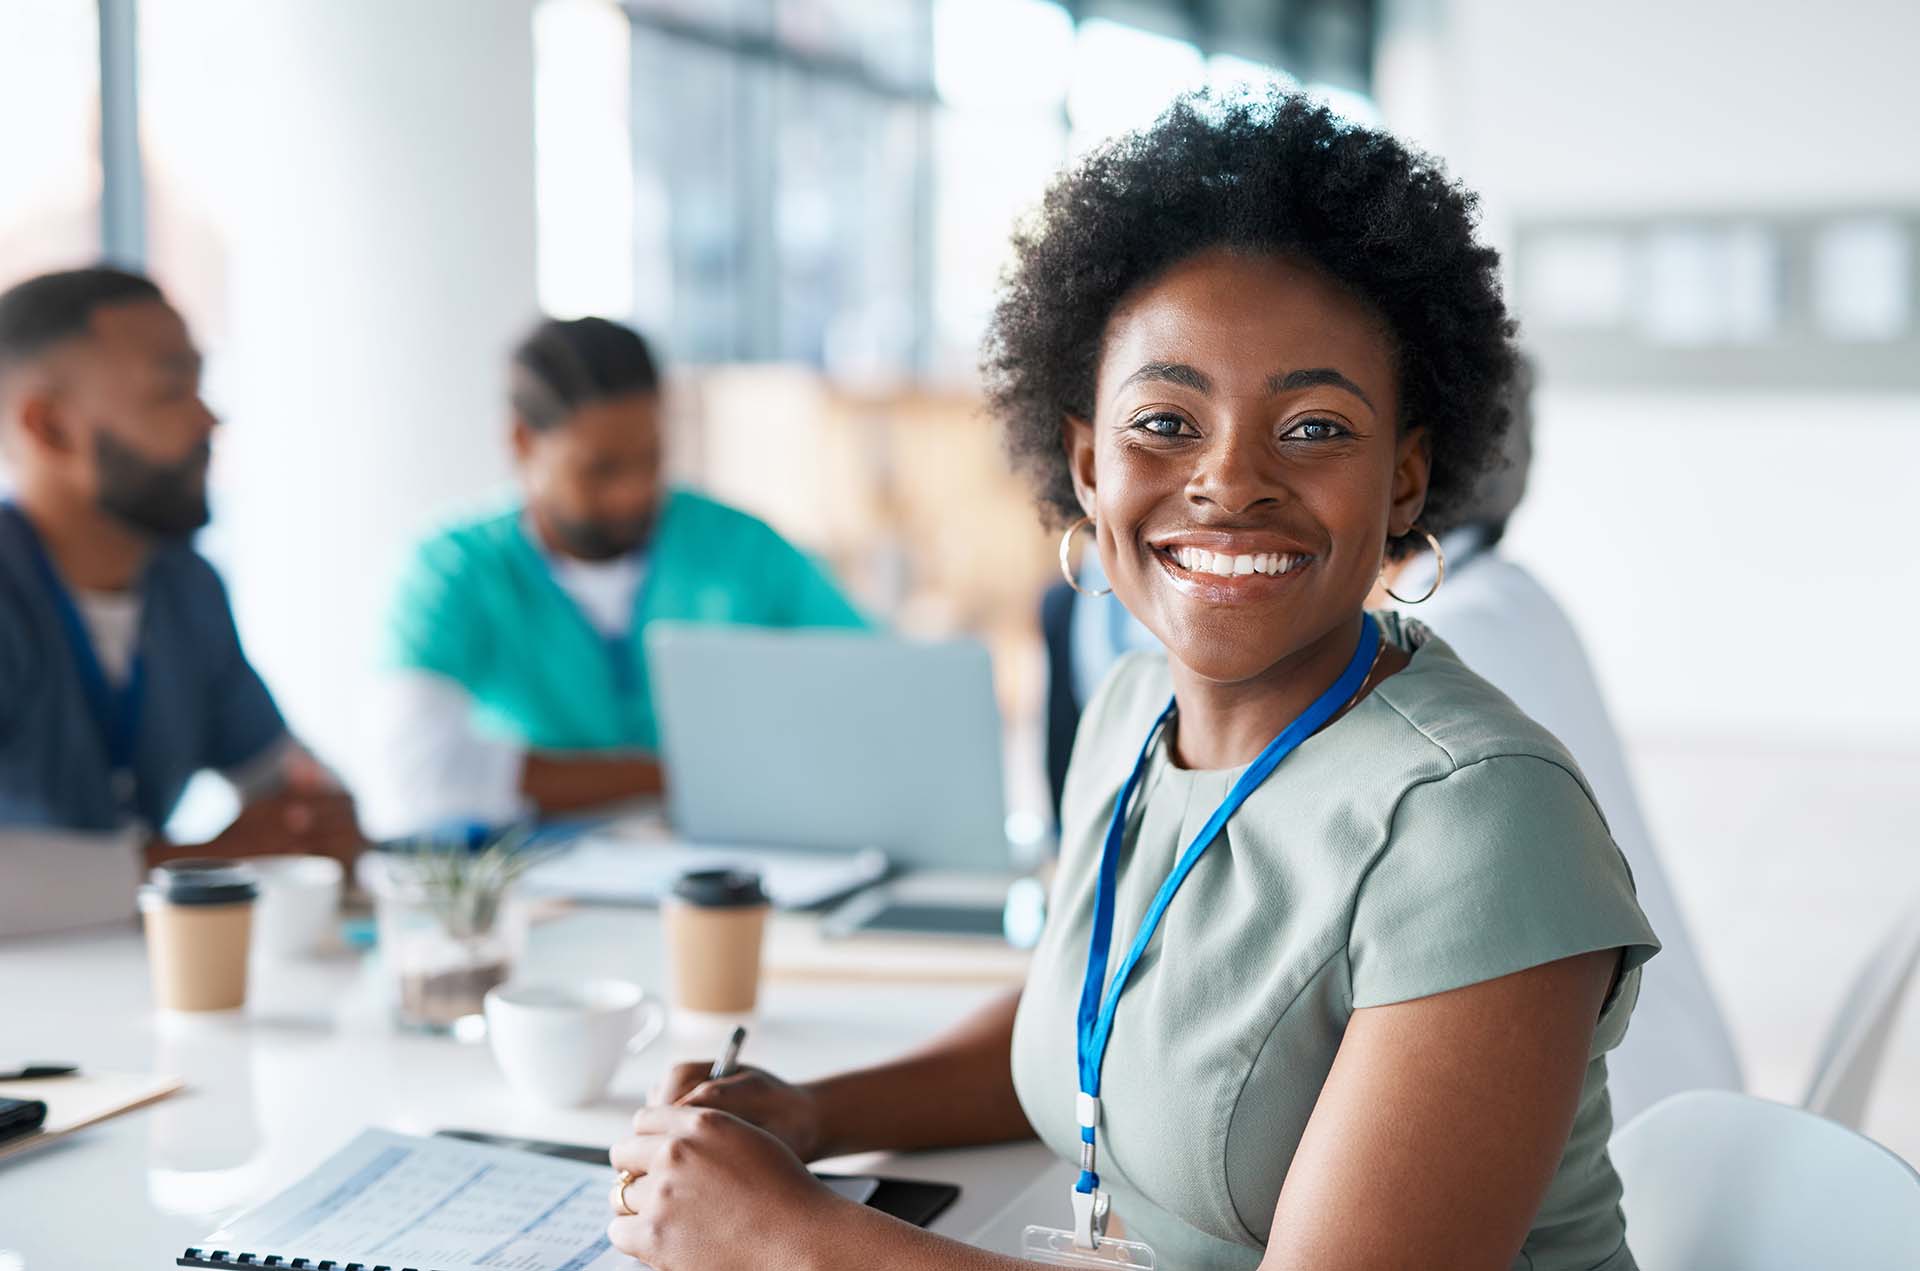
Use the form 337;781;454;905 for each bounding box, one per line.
534;0;1377;382
0;2;103;285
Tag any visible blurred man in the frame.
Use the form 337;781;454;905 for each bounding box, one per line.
0;267;362;936
368;316;867;836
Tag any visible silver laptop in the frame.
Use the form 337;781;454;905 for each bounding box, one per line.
645;624;1012;874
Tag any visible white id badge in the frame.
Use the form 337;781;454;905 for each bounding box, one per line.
1020;1225;1157;1268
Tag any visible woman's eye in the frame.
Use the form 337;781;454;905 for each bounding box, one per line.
1131;413;1190;438
1285;418;1348;442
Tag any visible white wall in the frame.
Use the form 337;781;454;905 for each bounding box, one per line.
1398;0;1920;748
1512;389;1920;746
140;0;538;795
1379;0;1920;1157
1441;1;1920;214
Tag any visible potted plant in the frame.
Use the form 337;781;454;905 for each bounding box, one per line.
368;825;554;1032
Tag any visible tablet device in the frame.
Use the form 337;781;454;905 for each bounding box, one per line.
822;888;1010;940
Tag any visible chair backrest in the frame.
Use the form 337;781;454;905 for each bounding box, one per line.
1612;1090;1920;1271
1803;896;1920;1128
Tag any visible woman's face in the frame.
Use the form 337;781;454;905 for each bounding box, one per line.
1066;248;1430;687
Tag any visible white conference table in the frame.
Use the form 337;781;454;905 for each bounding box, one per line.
0;906;1066;1270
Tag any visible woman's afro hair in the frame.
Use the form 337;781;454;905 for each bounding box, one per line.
981;89;1520;556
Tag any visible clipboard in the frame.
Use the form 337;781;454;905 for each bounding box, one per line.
0;1070;182;1163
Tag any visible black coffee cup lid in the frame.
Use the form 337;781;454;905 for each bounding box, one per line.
670;869;768;908
147;859;260;906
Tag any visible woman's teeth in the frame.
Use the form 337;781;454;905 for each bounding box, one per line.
1168;546;1308;578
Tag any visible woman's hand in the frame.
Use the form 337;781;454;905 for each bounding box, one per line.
640;991;1030;1169
607;1105;855;1269
650;1062;827;1161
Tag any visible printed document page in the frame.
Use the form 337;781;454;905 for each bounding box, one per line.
195;1129;633;1270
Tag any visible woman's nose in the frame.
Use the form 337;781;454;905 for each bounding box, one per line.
1185;421;1285;516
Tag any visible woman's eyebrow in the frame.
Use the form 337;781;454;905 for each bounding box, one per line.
1117;361;1213;395
1268;366;1374;410
1116;362;1373;411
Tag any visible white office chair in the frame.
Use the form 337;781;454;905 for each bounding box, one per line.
1612;1090;1920;1270
1802;895;1920;1129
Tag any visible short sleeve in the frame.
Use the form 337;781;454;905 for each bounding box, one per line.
1348;754;1660;1015
193;567;289;772
385;534;491;685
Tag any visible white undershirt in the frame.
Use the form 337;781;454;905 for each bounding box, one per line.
73;589;142;684
362;547;649;838
543;553;647;639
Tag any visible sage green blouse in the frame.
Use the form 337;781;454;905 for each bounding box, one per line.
1010;614;1659;1271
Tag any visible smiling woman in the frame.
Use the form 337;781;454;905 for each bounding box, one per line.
987;92;1654;1270
601;91;1658;1271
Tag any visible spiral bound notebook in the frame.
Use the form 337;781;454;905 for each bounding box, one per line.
176;1129;631;1270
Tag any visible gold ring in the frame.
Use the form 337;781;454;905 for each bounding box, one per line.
611;1168;638;1216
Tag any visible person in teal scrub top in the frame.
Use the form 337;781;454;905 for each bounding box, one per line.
370;316;866;835
599;91;1656;1271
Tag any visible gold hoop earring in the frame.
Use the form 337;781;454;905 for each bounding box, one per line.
1058;516;1113;598
1384;527;1446;604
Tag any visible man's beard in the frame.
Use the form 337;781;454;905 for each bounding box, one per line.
547;511;653;561
94;431;211;539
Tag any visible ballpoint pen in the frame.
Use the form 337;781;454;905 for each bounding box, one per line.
708;1027;747;1080
0;1064;78;1082
617;1026;752;1216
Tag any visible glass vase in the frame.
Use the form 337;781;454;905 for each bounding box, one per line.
368;858;526;1033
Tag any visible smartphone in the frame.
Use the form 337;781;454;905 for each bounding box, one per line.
0;1096;47;1146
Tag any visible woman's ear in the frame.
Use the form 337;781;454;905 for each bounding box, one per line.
1063;413;1097;518
1389;425;1432;536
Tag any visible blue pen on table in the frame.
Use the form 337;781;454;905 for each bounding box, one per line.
0;1064;78;1081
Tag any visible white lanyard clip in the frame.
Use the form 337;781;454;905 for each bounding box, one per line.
1072;1092;1108;1248
1070;1184;1111;1250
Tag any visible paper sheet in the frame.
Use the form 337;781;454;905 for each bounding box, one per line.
196;1129;632;1270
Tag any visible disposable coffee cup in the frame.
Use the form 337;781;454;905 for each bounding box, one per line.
662;869;770;1014
139;860;259;1012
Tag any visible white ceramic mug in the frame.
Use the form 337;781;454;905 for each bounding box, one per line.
242;855;344;959
483;979;666;1108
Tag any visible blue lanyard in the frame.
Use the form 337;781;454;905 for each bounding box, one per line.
1071;615;1381;1202
3;504;147;811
